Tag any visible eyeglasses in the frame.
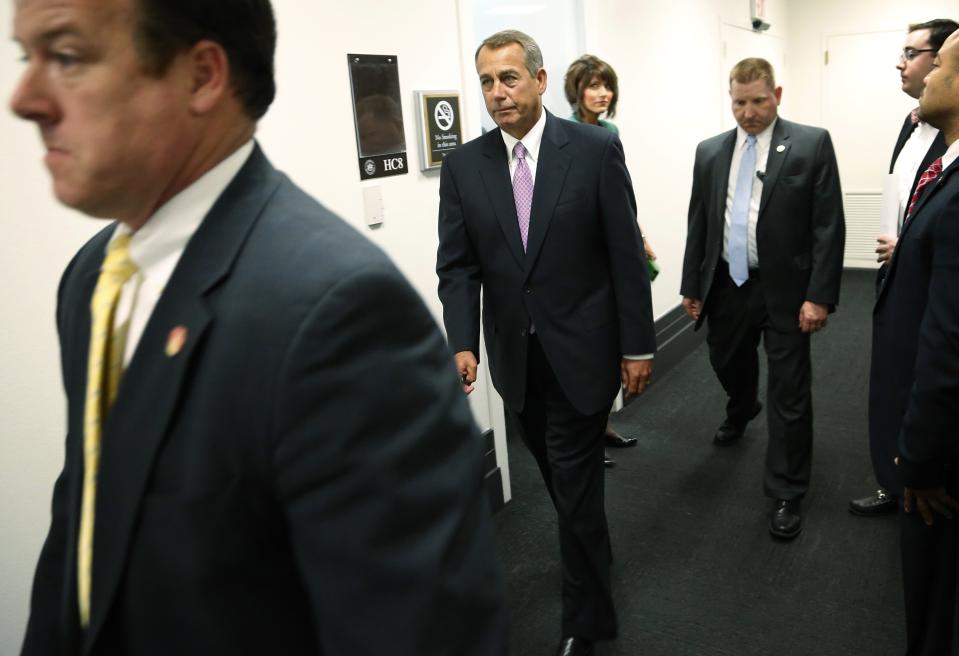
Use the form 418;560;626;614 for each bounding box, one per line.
900;47;937;62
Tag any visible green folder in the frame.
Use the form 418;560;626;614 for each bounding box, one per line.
647;259;660;282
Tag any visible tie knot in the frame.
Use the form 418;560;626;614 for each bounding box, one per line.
513;141;528;160
930;157;943;174
745;135;757;148
911;107;921;126
102;233;138;279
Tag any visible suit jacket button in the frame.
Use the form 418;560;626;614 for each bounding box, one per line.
525;287;532;294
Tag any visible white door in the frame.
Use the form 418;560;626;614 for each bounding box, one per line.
720;22;786;131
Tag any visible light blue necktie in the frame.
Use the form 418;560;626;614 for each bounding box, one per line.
728;135;756;286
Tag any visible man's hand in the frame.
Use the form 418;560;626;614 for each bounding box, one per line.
876;234;898;263
903;486;959;526
798;301;828;333
454;350;478;394
682;296;702;321
621;358;653;397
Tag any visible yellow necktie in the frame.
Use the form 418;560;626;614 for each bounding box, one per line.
77;233;138;627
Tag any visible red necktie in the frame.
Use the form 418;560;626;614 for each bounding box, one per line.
905;157;943;221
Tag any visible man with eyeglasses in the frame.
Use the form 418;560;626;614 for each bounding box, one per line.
850;18;958;519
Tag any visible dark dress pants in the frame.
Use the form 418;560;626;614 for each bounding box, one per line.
510;335;616;640
901;459;959;656
705;265;813;500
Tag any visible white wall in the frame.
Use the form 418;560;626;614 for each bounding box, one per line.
582;0;788;318
786;0;957;127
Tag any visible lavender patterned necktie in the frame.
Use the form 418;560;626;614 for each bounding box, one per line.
512;142;533;251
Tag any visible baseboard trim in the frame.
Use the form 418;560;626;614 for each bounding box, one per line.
624;303;703;407
493;304;701;509
481;429;505;513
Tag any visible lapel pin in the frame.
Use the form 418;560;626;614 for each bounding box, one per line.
776;144;786;153
166;325;188;358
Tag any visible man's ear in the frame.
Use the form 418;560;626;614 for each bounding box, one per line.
187;39;231;114
536;68;548;94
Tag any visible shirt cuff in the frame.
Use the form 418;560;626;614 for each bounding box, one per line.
623;353;654;360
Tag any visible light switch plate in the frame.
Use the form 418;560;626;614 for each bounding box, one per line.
363;185;384;227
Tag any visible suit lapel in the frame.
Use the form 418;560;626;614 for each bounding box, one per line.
478;130;526;269
878;161;959;306
712;131;736;233
890;113;917;173
758;119;792;218
84;145;282;650
909;131;947;199
900;159;957;241
524;113;571;280
60;236;110;652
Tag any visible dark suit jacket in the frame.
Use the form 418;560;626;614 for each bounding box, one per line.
22;146;507;656
869;115;950;489
889;112;947;186
871;156;959;490
680;118;845;332
436;111;656;416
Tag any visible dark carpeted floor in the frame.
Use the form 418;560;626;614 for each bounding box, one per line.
492;269;908;656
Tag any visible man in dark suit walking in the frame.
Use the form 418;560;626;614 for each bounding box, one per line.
850;18;957;518
871;30;959;655
680;58;845;540
436;30;655;656
12;0;507;654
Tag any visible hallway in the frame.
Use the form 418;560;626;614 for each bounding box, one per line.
493;269;906;655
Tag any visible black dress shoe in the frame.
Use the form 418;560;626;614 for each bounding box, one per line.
713;401;763;446
849;489;897;516
604;450;615;468
769;499;802;539
605;428;638;448
556;636;593;656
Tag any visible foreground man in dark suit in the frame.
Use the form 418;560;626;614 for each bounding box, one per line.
11;0;506;653
680;58;845;540
851;18;958;518
436;30;656;656
872;30;959;655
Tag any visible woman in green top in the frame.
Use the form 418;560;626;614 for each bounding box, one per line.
565;54;657;464
564;54;621;134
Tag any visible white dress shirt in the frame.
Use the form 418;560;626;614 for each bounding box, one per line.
894;121;940;226
723;119;776;269
500;109;546;181
942;139;959;171
108;140;255;366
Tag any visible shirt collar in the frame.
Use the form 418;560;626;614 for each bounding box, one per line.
110;140;255;273
943;139;959;171
501;109;547;163
736;118;777;150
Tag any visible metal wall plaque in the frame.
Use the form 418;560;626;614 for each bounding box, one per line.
347;54;408;180
414;91;462;171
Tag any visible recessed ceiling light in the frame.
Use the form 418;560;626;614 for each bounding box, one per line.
486;4;547;16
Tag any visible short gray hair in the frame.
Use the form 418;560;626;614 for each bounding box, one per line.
475;30;543;77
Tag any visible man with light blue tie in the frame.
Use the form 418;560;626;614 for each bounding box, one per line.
680;58;845;540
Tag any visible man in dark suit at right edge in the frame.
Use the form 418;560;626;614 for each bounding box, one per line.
849;18;958;518
680;58;845;540
871;29;959;654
